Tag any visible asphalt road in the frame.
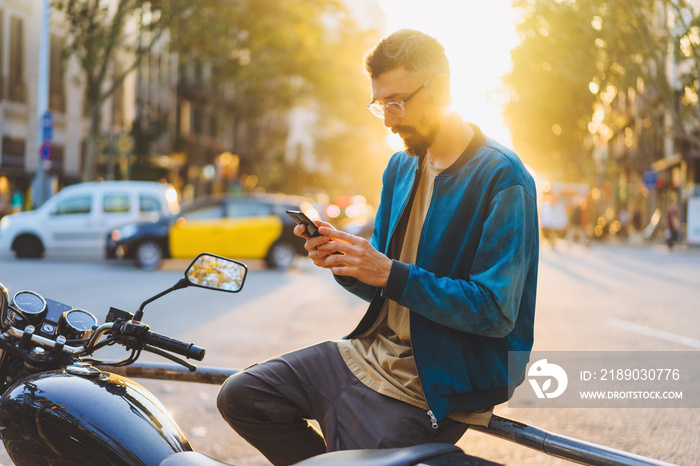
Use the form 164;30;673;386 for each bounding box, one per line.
0;239;698;465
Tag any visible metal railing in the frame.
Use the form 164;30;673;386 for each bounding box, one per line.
472;415;676;466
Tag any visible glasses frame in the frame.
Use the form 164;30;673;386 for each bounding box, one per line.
367;74;443;119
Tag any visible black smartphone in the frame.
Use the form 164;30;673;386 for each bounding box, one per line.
286;210;321;237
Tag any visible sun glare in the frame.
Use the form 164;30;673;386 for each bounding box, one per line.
378;0;519;148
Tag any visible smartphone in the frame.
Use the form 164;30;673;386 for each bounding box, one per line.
286;210;321;237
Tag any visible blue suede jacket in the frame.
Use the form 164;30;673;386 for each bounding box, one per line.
338;126;539;421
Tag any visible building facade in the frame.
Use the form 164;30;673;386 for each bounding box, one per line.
0;0;386;216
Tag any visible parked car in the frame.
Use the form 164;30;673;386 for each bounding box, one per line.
106;193;319;270
0;181;179;258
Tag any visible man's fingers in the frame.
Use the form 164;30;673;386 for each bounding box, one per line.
330;266;352;276
293;224;308;238
318;227;356;243
317;240;348;254
304;235;331;252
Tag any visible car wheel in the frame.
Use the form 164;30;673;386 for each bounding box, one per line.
135;240;164;270
13;235;44;259
266;241;296;270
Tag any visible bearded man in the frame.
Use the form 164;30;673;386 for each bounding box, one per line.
217;29;540;466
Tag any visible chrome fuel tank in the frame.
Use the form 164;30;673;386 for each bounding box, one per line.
0;368;191;466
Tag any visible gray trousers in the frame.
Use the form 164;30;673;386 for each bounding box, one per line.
217;341;468;466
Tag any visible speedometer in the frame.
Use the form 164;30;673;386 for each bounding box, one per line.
60;309;98;340
13;291;46;314
11;291;47;326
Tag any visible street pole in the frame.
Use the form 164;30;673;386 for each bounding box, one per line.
32;0;51;208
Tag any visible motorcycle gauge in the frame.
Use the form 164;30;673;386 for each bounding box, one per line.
10;290;47;327
59;309;98;340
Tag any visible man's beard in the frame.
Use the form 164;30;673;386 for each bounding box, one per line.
393;120;439;157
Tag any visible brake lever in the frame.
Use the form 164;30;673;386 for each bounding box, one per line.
143;344;197;372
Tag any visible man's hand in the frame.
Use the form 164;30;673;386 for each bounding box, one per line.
293;221;392;287
293;219;337;268
316;227;392;288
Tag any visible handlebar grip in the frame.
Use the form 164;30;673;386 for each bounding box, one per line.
145;331;206;361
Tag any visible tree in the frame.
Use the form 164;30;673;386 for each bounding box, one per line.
661;0;700;150
597;0;700;152
171;0;389;200
503;0;601;181
53;0;186;182
311;17;390;201
503;0;700;181
57;0;389;199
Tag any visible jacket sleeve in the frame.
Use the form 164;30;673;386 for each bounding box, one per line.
382;184;539;338
334;274;376;302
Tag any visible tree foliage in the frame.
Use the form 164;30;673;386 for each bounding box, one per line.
665;0;700;149
503;0;700;181
174;0;346;116
172;0;389;199
56;0;388;199
53;0;186;181
503;0;601;180
311;18;390;202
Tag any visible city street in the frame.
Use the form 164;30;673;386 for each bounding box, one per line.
3;2;699;465
0;240;698;465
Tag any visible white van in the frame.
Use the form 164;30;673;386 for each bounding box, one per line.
0;181;179;258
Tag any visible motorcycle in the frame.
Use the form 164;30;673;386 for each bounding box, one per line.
0;252;497;466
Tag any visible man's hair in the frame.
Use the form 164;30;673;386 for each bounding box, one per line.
364;29;450;80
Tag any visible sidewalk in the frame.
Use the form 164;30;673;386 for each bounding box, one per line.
543;231;700;255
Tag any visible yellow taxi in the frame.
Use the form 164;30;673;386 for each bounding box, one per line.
106;194;320;270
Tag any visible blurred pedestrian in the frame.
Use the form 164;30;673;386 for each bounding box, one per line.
566;196;587;246
618;208;628;238
217;29;539;465
666;200;680;249
632;209;642;232
627;208;645;245
10;190;23;213
540;192;568;247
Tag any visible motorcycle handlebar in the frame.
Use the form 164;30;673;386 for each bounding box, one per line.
144;331;206;361
5;325;85;355
3;322;206;362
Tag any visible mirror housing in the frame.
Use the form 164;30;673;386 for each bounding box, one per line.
185;253;248;293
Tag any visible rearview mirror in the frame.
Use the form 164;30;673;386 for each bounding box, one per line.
185;253;247;293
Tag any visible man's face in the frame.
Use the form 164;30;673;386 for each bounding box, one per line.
370;68;441;157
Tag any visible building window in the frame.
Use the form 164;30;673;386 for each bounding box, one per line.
51;144;65;174
49;34;66;113
8;16;26;103
113;61;125;127
1;137;25;167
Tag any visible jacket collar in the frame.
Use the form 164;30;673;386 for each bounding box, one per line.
416;123;487;175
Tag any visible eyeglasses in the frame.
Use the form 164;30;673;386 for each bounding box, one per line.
366;75;442;119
